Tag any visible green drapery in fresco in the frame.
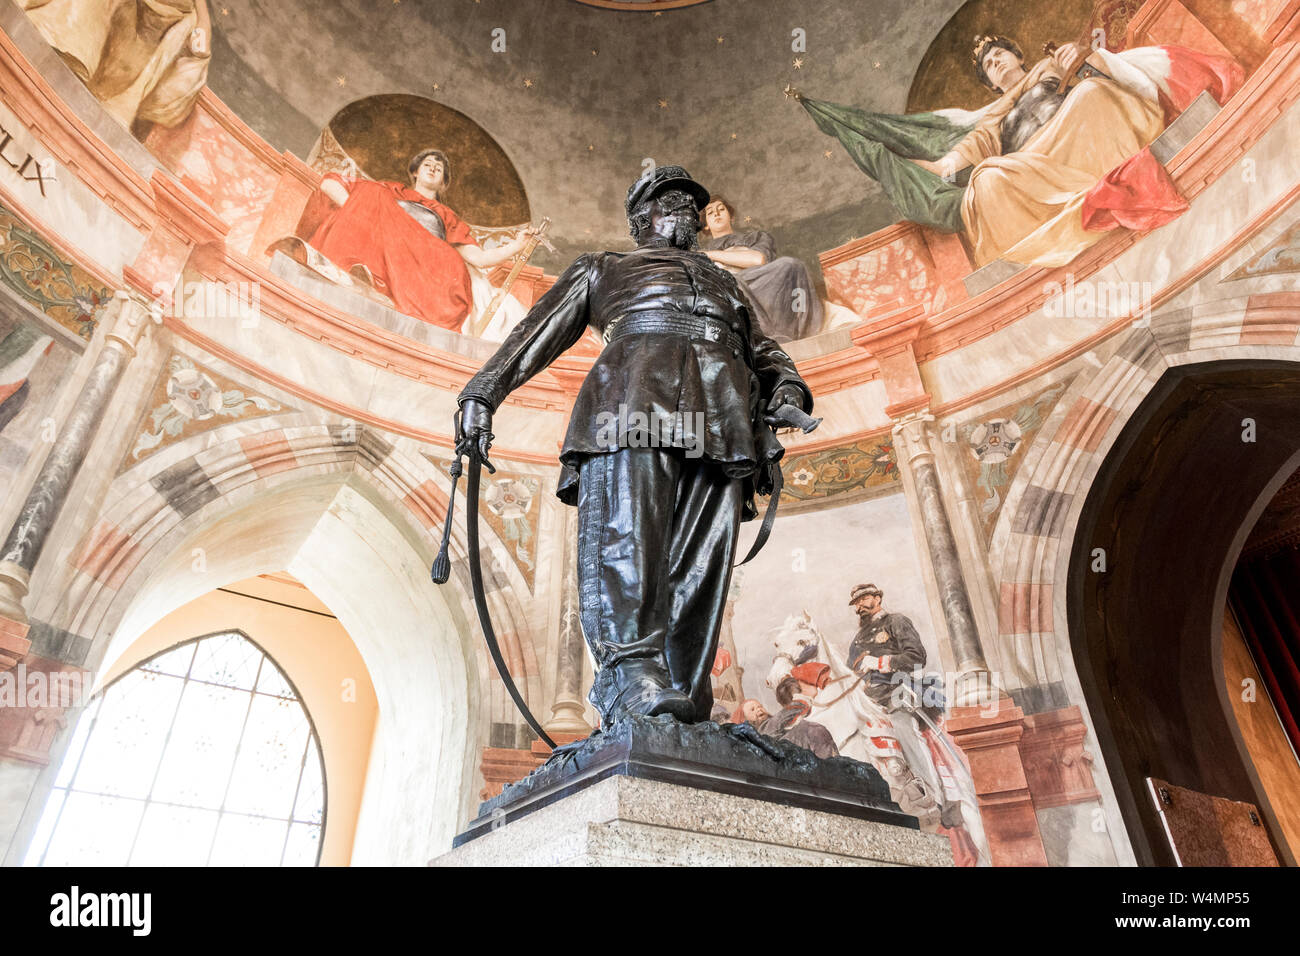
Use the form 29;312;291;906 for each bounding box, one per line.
799;96;973;234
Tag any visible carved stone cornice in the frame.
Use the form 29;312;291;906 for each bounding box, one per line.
150;172;231;246
0;26;153;232
1267;0;1300;44
851;303;926;357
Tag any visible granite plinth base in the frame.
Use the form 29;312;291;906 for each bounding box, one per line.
445;715;933;863
433;775;952;866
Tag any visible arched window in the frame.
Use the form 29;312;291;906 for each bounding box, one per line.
25;631;326;866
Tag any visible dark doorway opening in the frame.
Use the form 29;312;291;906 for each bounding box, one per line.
1068;360;1300;866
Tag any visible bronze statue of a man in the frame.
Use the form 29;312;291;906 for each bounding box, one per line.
456;164;812;727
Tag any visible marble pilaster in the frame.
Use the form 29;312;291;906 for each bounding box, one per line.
892;412;991;701
544;508;591;736
0;293;158;669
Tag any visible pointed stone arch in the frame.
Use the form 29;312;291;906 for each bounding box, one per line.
41;418;550;861
989;291;1300;707
984;291;1300;863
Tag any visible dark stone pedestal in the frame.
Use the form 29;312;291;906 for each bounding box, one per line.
453;715;916;848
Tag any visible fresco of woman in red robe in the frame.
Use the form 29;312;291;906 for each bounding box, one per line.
305;149;531;331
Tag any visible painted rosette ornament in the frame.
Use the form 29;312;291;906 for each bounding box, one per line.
168;366;224;420
484;476;538;573
131;355;280;460
969;418;1022;463
969;418;1023;516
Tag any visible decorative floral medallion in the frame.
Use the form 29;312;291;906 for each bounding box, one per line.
123;354;284;469
429;455;542;592
969;419;1023;465
956;381;1071;541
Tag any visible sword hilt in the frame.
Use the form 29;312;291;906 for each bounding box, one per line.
432;409;498;584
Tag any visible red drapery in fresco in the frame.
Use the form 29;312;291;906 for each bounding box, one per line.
1081;45;1245;235
302;175;478;330
1229;548;1300;759
1080;146;1189;232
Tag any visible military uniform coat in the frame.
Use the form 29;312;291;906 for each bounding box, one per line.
457;239;813;518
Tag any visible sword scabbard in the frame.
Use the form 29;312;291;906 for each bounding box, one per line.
463;452;557;750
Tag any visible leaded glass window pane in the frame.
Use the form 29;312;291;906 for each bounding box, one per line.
26;631;326;867
188;632;264;690
208;813;290;867
283;822;322;867
224;696;310;818
72;671;185;799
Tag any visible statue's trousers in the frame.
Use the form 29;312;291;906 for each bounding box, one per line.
576;447;744;724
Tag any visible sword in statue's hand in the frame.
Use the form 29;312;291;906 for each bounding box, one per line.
765;403;822;433
431;402;558;750
470;218;552;338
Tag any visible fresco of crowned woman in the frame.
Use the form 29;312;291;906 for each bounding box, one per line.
796;33;1244;267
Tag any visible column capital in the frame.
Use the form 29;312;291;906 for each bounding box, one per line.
104;291;162;358
891;409;937;466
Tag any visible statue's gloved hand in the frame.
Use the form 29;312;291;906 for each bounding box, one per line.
456;399;495;463
766;383;807;414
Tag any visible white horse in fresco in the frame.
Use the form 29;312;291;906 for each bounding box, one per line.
767;610;989;865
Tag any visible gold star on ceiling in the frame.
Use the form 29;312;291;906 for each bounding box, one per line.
744;216;753;224
658;98;668;109
823;149;833;158
523;78;534;88
792;57;804;69
717;36;725;44
730;133;737;140
432;82;441;92
336;75;346;86
874;61;882;69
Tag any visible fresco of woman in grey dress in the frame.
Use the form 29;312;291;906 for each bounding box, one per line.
699;199;823;343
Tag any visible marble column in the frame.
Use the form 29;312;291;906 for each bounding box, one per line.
892;412;991;703
894;411;1049;866
544;509;591;736
0;293;159;670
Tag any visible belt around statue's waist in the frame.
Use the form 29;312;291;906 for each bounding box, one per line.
603;310;747;357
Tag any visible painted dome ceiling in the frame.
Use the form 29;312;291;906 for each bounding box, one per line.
205;0;1125;271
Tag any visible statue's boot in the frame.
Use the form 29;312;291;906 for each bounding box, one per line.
602;658;696;723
